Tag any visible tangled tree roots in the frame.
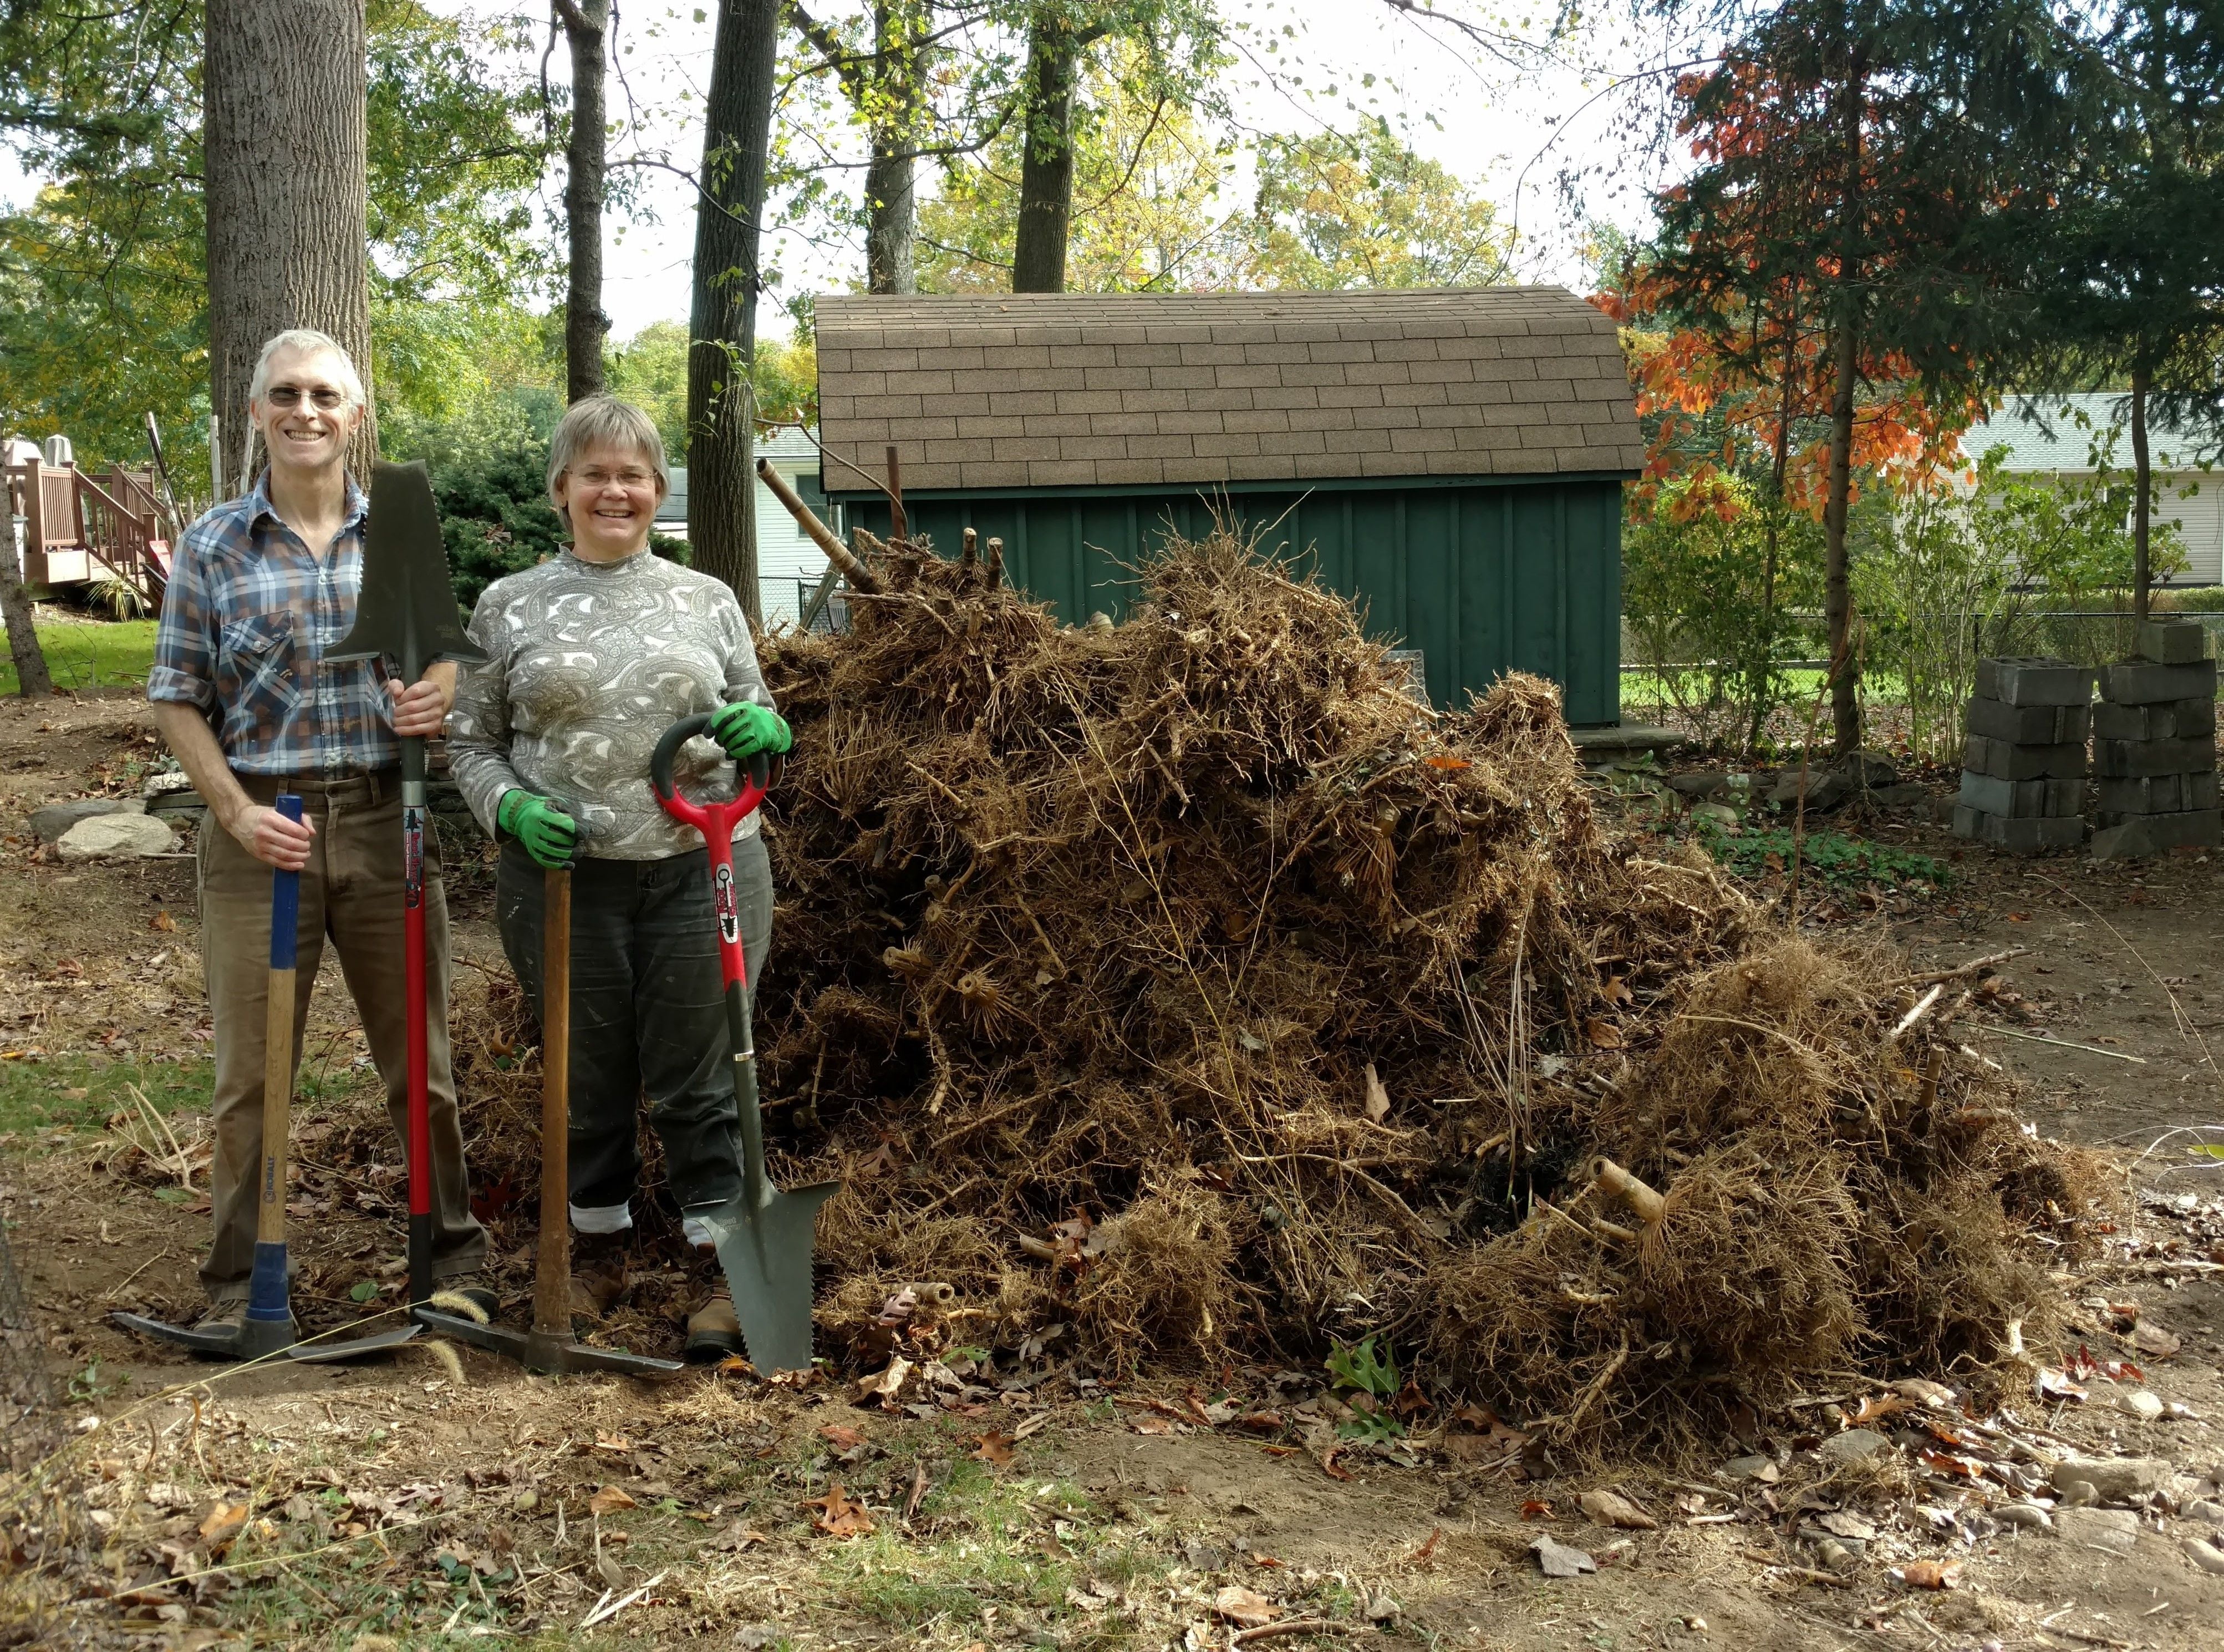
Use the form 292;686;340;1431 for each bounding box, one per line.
463;523;2096;1452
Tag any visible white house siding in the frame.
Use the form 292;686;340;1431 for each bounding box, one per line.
1963;394;2223;587
655;426;831;627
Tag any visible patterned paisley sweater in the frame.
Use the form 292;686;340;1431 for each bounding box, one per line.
447;550;776;860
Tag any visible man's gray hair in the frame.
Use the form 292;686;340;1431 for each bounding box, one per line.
546;395;671;507
248;328;367;409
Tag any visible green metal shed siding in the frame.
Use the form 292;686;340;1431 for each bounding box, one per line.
832;476;1625;725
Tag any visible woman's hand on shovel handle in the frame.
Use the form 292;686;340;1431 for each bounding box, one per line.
231;803;317;871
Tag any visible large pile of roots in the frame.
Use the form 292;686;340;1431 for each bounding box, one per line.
459;524;2095;1451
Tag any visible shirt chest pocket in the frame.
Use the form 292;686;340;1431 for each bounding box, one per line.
217;611;301;708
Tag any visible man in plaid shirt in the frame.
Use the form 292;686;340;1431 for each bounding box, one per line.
149;328;488;1340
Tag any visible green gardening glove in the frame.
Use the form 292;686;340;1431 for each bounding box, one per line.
708;700;792;760
497;789;579;870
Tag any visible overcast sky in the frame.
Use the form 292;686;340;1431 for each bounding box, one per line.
1;2;1692;342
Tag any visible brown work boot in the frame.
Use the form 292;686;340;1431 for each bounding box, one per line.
684;1280;744;1364
568;1231;630;1329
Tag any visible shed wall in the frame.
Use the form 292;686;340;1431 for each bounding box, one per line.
834;476;1625;724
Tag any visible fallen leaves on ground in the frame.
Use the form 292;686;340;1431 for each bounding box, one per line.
1579;1489;1657;1530
1897;1559;1962;1590
806;1483;876;1539
197;1502;247;1554
1316;1446;1353;1481
970;1431;1016;1467
817;1424;865;1450
858;1354;912;1400
1520;1499;1556;1521
1531;1534;1597;1577
1363;1062;1391;1121
1212;1585;1280;1627
587;1485;637;1516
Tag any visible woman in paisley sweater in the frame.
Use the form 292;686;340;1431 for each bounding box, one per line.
447;396;790;1361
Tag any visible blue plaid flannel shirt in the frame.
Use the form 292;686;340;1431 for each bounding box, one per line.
147;472;399;776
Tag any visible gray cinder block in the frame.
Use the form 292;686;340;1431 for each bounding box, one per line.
1957;772;2082;819
2093;736;2216;779
2135;620;2210;665
2093;697;2217;741
1961;735;2088;780
2096;773;2220;819
1976;657;2095;706
2091;808;2222;860
2099;658;2218;705
1954;805;2085;852
1965;697;2092;745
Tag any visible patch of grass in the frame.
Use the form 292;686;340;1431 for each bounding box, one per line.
0;1051;211;1139
0;619;160;695
1690;822;1950;892
819;1460;1111;1633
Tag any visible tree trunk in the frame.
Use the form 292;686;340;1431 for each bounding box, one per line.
688;0;782;618
1;528;53;698
204;0;375;492
1821;38;1865;759
562;0;610;402
2130;364;2152;626
1012;9;1087;293
864;141;918;294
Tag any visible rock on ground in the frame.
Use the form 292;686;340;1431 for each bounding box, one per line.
55;812;177;863
31;797;144;843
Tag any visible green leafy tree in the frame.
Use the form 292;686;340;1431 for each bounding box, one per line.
0;0;549;502
1240;120;1510;290
1623;470;1824;748
917;40;1232;291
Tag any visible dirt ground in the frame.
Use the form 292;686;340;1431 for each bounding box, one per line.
7;690;2224;1650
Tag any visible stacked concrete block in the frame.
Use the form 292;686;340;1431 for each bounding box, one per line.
1953;658;2094;852
2091;621;2221;858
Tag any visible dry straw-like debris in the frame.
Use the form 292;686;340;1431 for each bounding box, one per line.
458;523;2092;1452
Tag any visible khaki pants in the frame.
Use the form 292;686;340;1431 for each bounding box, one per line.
196;769;486;1301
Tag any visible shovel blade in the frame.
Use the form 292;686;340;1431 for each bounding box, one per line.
700;1181;839;1376
325;461;486;669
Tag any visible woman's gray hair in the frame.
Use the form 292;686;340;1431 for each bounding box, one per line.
546;396;670;507
248;329;367;409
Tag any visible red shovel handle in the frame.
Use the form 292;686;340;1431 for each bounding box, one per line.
650;713;770;989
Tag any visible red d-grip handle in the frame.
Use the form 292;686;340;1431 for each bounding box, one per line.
651;712;770;989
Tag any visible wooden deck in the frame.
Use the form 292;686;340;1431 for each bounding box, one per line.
6;461;171;608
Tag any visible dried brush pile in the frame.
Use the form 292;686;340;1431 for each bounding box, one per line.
454;523;2093;1452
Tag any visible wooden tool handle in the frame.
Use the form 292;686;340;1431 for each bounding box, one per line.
532;867;573;1339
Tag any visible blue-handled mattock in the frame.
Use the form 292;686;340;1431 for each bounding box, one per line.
113;796;420;1362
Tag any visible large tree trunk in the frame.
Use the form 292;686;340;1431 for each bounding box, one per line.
561;0;610;401
864;142;918;294
204;0;375;492
2130;364;2152;626
1;528;53;698
688;0;782;618
1012;9;1088;293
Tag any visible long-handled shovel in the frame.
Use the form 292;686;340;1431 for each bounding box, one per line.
327;461;486;1317
114;797;418;1363
414;866;685;1376
651;713;838;1375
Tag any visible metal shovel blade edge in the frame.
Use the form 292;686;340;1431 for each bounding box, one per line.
108;1310;419;1364
412;1309;687;1378
700;1180;841;1377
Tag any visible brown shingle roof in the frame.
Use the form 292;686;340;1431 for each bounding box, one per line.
814;287;1641;493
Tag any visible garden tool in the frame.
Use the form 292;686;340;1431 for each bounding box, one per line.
413;865;685;1376
113;797;418;1363
325;460;486;1316
652;713;838;1375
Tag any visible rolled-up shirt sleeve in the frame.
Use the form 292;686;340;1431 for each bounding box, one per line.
146;527;218;710
445;587;526;836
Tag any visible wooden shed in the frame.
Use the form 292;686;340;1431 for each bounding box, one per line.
815;287;1641;721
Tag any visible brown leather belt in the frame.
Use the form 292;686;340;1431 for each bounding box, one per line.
237;767;401;806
